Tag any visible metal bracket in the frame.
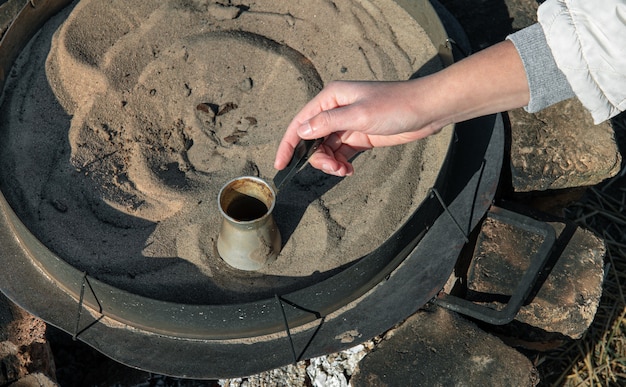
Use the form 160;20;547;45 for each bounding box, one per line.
275;294;325;364
433;206;557;325
73;272;103;340
430;187;469;243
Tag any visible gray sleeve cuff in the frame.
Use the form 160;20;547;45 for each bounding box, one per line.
506;23;574;113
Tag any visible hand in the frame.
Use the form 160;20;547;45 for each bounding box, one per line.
274;79;444;177
274;41;530;177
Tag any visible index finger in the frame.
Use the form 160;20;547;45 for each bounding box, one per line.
274;89;343;169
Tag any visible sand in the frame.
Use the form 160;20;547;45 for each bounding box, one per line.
0;0;450;305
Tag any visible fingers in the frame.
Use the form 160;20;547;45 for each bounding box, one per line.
274;80;411;174
275;83;355;170
274;128;302;169
308;143;355;177
298;99;376;141
274;137;354;176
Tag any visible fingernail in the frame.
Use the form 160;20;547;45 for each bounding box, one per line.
298;122;312;137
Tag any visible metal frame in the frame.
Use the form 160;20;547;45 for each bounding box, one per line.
434;206;557;325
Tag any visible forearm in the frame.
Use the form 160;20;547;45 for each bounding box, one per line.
417;40;530;130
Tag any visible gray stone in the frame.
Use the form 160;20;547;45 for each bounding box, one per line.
350;305;539;387
509;101;621;192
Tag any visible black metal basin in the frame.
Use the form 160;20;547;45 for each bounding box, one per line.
0;0;504;378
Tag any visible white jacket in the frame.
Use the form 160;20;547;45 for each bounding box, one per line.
539;0;626;123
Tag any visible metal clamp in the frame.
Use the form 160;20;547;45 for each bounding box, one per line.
275;294;325;364
433;206;557;325
73;272;103;340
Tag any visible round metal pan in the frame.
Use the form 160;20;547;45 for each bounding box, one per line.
0;0;504;378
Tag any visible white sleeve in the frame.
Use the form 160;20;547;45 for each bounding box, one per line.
538;0;626;124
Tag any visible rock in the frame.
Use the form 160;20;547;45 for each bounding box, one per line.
350;305;539;387
220;359;309;387
218;342;374;387
509;101;621;192
7;372;58;387
306;343;374;387
0;294;56;385
465;211;605;346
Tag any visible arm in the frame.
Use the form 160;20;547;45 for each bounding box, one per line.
274;40;529;176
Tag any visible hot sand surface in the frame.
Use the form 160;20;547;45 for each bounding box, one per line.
0;0;450;305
